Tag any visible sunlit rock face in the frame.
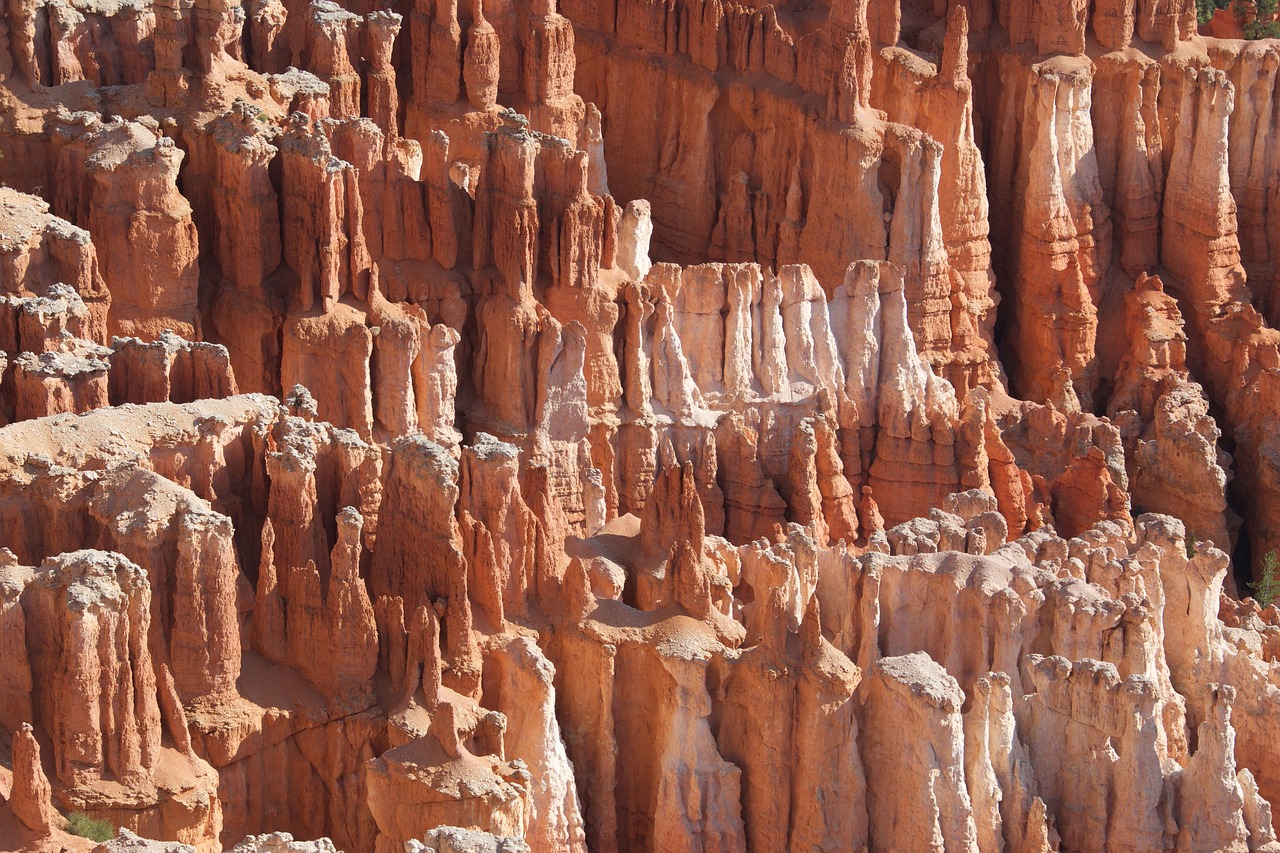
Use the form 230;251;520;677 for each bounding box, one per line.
4;2;1280;852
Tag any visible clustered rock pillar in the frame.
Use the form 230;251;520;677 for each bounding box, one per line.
1;1;1280;852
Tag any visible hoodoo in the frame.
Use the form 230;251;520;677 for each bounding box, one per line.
4;1;1280;851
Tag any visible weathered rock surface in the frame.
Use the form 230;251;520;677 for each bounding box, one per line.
2;3;1280;853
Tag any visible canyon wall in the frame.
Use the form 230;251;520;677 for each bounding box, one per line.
3;1;1280;852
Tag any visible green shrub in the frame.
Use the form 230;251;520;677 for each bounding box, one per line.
1199;0;1225;23
65;812;115;842
1231;0;1280;37
1249;550;1280;607
1200;0;1280;36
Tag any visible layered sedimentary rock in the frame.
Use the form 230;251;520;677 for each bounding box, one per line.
863;652;976;851
0;186;110;341
50;114;201;340
1108;273;1237;555
7;549;222;847
3;1;1280;852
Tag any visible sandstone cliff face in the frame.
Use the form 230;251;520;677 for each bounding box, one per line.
989;55;1111;410
50;114;201;341
9;549;222;848
864;652;977;852
3;1;1280;852
0;186;109;342
1109;273;1237;555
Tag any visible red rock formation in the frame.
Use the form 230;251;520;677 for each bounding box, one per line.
50;116;200;340
11;549;222;846
109;332;237;406
0;187;110;343
9;723;56;835
23;549;164;790
1109;273;1237;552
872;7;1000;395
179;99;283;394
717;594;866;852
989;56;1110;409
2;3;1280;852
12;342;110;419
1018;656;1166;850
834;260;962;525
864;652;977;851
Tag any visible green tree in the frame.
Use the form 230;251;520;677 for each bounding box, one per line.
1249;550;1280;606
1198;0;1225;24
65;812;115;842
1227;0;1280;37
